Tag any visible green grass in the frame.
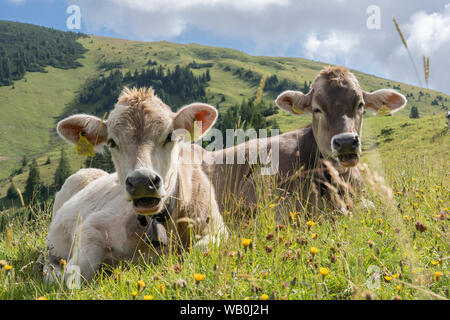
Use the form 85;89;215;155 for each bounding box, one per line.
0;24;448;299
0;114;448;300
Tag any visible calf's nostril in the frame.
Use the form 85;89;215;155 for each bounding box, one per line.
125;177;136;194
126;178;134;188
147;174;162;190
333;139;341;150
152;175;161;188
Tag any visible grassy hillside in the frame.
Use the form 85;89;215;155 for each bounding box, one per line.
0;22;448;300
0;113;447;300
0;21;449;184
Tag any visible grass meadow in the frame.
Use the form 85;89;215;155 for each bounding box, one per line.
0;113;448;300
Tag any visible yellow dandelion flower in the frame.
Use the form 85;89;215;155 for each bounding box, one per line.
260;294;269;300
361;220;365;225
384;275;393;282
289;211;295;222
436;185;441;189
158;284;165;295
225;211;231;215
392;273;399;279
343;224;348;230
403;215;409;221
194;273;206;283
419;189;424;193
438;199;443;203
268;204;276;208
4;265;12;271
431;260;440;266
436;233;441;238
280;197;285;201
307;220;315;227
319;267;329;276
396;285;402;291
137;280;146;288
311;233;317;239
242;238;252;247
144;295;154;300
131;291;138;297
413;203;418;209
310;247;318;255
378;218;383;224
60;259;66;267
37;296;48;300
411;177;416;182
396;191;402;195
433;271;443;281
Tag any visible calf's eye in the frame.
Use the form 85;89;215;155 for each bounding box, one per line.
163;132;173;146
358;102;365;109
313;108;322;114
107;139;117;148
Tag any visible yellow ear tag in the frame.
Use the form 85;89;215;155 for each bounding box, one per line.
377;104;391;116
75;132;95;156
189;121;202;142
291;104;304;115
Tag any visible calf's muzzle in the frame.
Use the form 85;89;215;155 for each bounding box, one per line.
125;169;164;214
331;133;361;167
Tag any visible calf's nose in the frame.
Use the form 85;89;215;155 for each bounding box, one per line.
332;133;360;154
125;169;162;196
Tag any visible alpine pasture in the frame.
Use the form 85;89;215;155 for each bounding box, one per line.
0;21;448;300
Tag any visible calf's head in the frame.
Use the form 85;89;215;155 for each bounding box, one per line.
57;87;217;215
276;66;406;167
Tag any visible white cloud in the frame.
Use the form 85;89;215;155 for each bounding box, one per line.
406;4;450;54
304;32;360;64
72;0;289;38
386;4;450;92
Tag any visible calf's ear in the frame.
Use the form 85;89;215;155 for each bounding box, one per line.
173;103;218;141
363;89;407;114
57;114;108;150
275;90;312;115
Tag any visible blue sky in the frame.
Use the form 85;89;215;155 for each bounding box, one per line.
1;0;449;94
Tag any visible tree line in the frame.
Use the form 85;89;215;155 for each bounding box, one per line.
62;64;210;119
0;20;87;86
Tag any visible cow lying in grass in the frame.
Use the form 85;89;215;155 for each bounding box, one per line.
203;66;407;212
44;87;227;283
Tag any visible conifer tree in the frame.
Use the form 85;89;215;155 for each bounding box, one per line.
24;159;41;204
6;181;19;200
409;106;420;119
54;148;72;190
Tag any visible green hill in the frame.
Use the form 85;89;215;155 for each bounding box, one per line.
0;20;449;195
0;20;448;301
